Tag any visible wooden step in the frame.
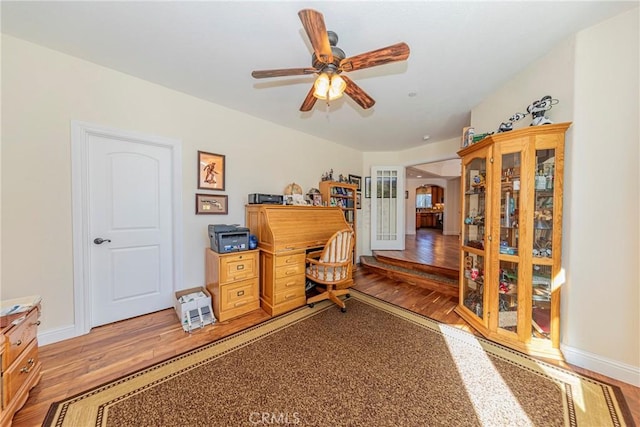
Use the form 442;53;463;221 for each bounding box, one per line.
359;255;459;298
372;252;459;280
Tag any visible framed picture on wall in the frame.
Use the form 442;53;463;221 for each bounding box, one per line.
198;151;225;190
196;193;228;214
364;176;371;198
356;192;362;209
348;174;362;192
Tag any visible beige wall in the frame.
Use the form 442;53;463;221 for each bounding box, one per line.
471;9;639;385
1;35;361;339
569;9;638;382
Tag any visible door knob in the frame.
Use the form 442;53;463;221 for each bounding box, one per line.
93;238;112;245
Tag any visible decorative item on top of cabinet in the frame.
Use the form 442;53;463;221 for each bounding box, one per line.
0;296;42;427
455;122;571;360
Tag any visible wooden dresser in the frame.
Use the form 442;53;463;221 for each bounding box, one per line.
245;205;352;316
205;249;260;322
0;302;42;427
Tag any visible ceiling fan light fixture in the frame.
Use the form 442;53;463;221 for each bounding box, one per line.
313;73;346;101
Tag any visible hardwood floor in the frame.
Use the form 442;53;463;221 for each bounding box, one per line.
373;228;460;271
12;231;639;426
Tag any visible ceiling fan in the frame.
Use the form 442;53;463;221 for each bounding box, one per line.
251;9;410;111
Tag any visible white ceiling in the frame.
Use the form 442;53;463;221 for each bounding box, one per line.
407;159;462;180
1;1;635;154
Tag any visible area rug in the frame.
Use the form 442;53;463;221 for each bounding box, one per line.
44;290;633;427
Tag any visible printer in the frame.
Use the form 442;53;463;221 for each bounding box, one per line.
209;224;250;253
248;193;284;205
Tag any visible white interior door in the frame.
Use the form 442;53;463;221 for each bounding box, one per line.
371;166;405;250
72;121;182;332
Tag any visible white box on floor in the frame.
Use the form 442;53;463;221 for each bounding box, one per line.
174;287;216;332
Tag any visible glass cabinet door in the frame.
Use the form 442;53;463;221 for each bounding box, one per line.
496;151;522;335
461;153;488;324
531;148;556;341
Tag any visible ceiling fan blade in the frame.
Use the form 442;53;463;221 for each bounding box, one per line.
340;42;410;72
300;84;318;112
251;68;317;79
342;75;375;109
298;9;333;64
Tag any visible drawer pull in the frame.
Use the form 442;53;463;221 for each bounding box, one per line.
34;320;41;326
236;265;245;270
236;290;245;297
20;366;31;374
15;339;22;346
285;282;297;288
285;270;296;276
234;301;247;307
285;293;296;300
28;358;35;365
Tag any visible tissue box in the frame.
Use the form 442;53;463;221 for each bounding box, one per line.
174;287;215;332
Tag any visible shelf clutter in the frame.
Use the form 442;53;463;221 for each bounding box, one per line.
1;295;42;328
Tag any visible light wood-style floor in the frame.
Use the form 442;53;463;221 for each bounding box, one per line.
12;230;639;426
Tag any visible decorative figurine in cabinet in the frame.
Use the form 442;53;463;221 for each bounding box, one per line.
455;122;571;360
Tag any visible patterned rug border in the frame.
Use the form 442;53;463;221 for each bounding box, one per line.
44;289;635;427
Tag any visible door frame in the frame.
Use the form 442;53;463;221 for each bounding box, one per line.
370;165;405;250
71;121;183;336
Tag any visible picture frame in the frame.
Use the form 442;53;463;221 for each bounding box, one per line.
364;176;371;198
356;192;362;209
196;193;228;214
348;174;362;192
198;151;225;191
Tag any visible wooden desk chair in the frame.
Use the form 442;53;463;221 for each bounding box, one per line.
305;229;355;312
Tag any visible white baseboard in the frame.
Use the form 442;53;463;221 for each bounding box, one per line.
561;343;640;387
38;324;81;346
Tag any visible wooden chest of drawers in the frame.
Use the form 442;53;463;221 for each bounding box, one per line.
206;249;260;322
0;303;42;427
259;251;307;316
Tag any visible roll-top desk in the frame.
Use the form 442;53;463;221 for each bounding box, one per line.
245;205;353;316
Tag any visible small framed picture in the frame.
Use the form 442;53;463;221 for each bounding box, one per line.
348;174;361;191
364;177;371;198
196;193;228;214
198;151;225;191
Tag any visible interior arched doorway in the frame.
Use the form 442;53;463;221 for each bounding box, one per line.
415;185;444;230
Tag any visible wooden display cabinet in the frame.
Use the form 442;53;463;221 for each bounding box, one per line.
455;122;571;360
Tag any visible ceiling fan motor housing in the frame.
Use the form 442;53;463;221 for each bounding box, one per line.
312;31;345;70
